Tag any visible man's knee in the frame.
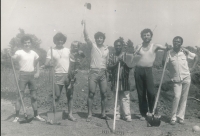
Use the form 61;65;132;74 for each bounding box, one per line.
88;92;95;99
31;95;37;102
67;91;73;99
101;92;107;99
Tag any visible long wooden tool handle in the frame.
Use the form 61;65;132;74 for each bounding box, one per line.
10;56;27;115
113;62;121;132
152;53;169;114
50;47;56;114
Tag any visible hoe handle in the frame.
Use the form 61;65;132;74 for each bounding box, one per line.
152;52;169;114
51;47;56;115
113;62;121;132
10;56;27;115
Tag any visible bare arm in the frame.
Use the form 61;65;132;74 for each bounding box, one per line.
82;20;93;48
155;43;171;52
190;54;199;72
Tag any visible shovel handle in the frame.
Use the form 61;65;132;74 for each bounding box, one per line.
113;62;121;132
50;47;56;114
10;56;27;114
152;52;169;114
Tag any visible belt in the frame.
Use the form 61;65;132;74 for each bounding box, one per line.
90;68;106;71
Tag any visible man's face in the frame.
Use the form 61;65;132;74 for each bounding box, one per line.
56;40;64;48
95;36;104;45
142;32;152;43
72;44;79;52
173;38;182;49
23;40;31;52
114;42;123;53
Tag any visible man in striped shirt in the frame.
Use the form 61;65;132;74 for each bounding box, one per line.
107;39;132;122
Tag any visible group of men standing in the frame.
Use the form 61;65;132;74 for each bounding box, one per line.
9;20;198;125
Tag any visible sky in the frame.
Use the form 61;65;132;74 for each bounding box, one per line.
1;0;200;51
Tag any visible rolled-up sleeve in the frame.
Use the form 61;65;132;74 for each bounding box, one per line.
187;52;196;60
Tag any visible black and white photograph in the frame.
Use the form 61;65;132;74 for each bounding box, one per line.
1;0;200;136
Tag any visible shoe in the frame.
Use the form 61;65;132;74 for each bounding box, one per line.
34;115;45;122
100;115;111;120
13;117;19;123
68;115;77;122
170;120;176;125
178;119;185;124
125;118;132;122
86;116;92;122
140;117;146;121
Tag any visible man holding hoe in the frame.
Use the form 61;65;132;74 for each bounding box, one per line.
107;38;133;122
44;33;77;121
134;28;171;121
9;35;45;122
82;20;110;122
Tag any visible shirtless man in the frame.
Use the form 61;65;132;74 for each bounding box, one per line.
82;20;110;122
134;28;171;120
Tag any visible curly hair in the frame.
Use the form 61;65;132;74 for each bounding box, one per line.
53;32;67;44
114;39;124;46
94;32;106;40
173;36;183;45
140;28;153;38
21;35;32;44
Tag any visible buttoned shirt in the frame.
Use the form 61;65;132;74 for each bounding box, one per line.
166;49;196;82
90;43;109;69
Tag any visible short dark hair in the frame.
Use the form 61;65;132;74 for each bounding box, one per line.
21;35;32;44
114;39;124;46
53;32;67;44
94;32;106;40
173;36;183;44
140;28;153;38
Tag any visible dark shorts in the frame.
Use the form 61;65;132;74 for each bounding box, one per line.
55;73;70;85
18;71;37;91
88;69;107;83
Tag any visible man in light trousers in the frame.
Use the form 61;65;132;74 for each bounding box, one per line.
162;36;199;125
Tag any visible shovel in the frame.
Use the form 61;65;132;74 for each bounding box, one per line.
46;47;63;125
9;54;34;124
146;52;169;127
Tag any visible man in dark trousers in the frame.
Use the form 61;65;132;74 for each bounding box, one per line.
134;28;171;120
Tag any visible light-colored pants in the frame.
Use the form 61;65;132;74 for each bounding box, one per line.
115;91;131;119
171;76;191;121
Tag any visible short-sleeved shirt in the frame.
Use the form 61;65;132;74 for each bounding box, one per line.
46;47;71;74
90;43;109;69
14;50;39;72
166;49;196;82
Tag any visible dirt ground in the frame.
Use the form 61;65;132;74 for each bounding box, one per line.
1;69;200;136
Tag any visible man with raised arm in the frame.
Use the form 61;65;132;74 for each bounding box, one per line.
162;36;199;125
82;20;110;122
9;35;45;122
134;28;171;121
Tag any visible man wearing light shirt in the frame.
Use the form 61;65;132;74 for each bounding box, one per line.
82;20;110;122
162;36;199;125
9;35;45;123
44;33;77;121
